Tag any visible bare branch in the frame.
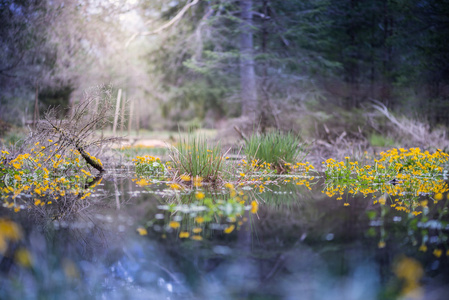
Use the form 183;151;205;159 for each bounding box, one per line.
126;0;200;48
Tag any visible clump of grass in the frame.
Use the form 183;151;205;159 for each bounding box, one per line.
168;134;224;183
244;132;304;174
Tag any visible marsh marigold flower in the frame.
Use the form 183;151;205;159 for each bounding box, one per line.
137;227;148;236
195;191;205;200
179;231;190;238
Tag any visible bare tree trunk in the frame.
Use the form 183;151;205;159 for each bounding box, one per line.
240;0;258;122
128;99;134;138
113;89;122;135
33;84;39;128
120;91;126;133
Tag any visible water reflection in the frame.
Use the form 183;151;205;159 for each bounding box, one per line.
1;171;449;299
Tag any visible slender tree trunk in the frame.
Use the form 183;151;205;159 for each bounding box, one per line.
112;89;122;135
120;91;126;133
33;84;39;128
240;0;258;122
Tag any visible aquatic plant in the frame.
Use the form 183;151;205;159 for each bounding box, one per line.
323;148;449;212
139;185;258;240
0;143;102;212
133;155;165;177
244;132;304;174
168;134;225;183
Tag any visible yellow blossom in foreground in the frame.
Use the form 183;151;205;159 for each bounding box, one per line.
136;178;150;186
0;219;22;247
224;183;235;189
195;191;205;200
433;249;442;258
137;227;148;236
434;193;443;201
193;177;203;187
378;195;386;205
378;241;386;248
170;183;182;190
194;216;204;224
418;244;427;252
394;256;423;298
192;227;202;233
224;225;235;234
179;231;190;238
169;221;180;228
191;235;203;241
250;200;258;214
180;174;191;181
14;248;33;268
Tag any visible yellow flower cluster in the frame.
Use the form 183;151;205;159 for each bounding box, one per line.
323;148;449;213
1;145;100;210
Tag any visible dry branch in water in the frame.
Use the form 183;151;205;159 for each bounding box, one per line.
31;85;117;174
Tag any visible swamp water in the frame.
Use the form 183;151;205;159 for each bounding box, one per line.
1;167;449;300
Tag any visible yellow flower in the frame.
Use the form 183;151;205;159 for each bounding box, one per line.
136;178;150;186
180;174;191;181
193;177;203;187
0;219;22;243
344;203;350;206
137;227;148;236
434;193;443;201
418;244;427;252
224;225;235;234
195;191;205;200
433;249;443;258
14;248;33;268
250;200;258;214
240;173;246;177
378;241;386;248
14;174;22;181
224;183;235;189
192;227;202;233
169;183;181;190
191;235;203;241
34;199;41;206
179;231;190;238
169;221;180;228
80;192;90;200
194;216;204;224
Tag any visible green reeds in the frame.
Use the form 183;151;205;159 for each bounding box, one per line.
244;132;304;173
169;134;224;183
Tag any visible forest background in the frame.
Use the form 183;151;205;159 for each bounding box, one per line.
1;0;449;151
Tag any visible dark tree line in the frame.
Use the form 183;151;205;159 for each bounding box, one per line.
145;0;449;128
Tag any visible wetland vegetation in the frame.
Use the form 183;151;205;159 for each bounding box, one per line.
2;0;449;299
